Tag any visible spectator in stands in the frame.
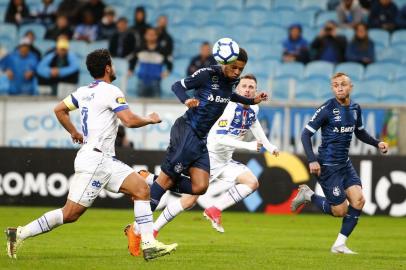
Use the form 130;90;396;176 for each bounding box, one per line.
131;6;151;50
57;0;82;25
0;38;38;95
187;42;217;76
368;0;398;32
83;0;106;24
23;31;41;61
73;10;98;43
311;21;347;63
336;0;363;28
36;38;79;95
115;125;134;149
45;14;73;40
31;0;57;27
282;24;310;64
129;27;173;97
109;17;135;58
396;4;406;29
5;0;30;26
346;23;375;65
156;15;173;57
97;6;116;40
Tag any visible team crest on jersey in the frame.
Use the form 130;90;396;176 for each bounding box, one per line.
212;76;219;83
218;120;228;127
116;97;127;104
333;108;340;115
333;186;341;197
174;162;183;173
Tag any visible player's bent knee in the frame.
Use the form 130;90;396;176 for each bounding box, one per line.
191;182;209;195
352;196;365;210
331;205;348;217
132;183;150;200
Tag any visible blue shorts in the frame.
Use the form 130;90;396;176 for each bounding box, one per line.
317;160;362;206
161;116;210;180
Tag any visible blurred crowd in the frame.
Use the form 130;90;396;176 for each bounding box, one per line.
0;0;406;97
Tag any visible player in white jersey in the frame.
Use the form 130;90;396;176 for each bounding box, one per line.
125;74;278;256
5;49;177;261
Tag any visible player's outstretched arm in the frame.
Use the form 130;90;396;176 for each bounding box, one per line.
54;101;83;144
354;128;388;154
116;109;161;128
230;92;268;105
216;135;259;151
250;120;279;156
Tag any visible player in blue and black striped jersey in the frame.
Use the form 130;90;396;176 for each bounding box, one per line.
291;72;388;254
147;48;268;212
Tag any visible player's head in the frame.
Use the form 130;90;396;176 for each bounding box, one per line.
223;48;248;80
237;74;257;98
86;49;116;82
331;72;353;101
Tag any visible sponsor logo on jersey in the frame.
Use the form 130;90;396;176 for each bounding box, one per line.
333;126;355;133
333;186;341;197
91;180;102;188
218;120;228;127
207;94;230;103
116;97;127;104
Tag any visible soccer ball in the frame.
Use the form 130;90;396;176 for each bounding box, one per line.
212;38;240;65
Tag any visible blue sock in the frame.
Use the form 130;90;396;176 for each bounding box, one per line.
150;181;166;211
340;205;361;237
311;194;333;215
170;175;193;194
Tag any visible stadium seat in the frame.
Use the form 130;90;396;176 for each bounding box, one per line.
301;0;327;12
218;10;241;26
161;74;178;98
87;40;109;52
69;40;88;59
18;23;46;39
245;43;279;61
0;37;16;53
391;29;406;45
304;61;334;80
394;65;406;80
189;0;215;11
112;58;129;76
215;0;243;11
245;60;278;79
79;72;94;86
278;10;301;28
364;63;399;81
245;0;272;11
376;47;403;64
352;80;381;103
315;11;337;27
335;62;364;81
295;78;328;101
245;27;273;44
172;58;189;78
269;78;295;101
0;23;17;42
36;40;55;55
268;26;286;44
380;81;406;104
274;62;305;80
369;29;390;47
126;76;138;97
302;26;318;42
295;10;317;28
0;74;10;94
245;9;269;27
259;10;281;27
272;0;301;11
338;27;354;41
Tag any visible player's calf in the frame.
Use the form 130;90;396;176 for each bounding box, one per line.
331;204;348;217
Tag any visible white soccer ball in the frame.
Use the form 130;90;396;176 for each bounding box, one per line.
212;38;240;65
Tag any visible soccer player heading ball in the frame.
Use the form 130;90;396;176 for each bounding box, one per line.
291;72;389;254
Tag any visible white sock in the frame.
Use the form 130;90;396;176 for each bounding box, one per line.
19;209;63;240
333;233;348;247
133;221;141;234
134;200;155;244
214;184;254;211
153;199;184;232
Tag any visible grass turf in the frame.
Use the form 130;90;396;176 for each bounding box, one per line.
0;206;405;270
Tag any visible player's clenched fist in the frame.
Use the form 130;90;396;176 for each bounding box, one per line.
309;161;321;176
378;141;389;154
71;132;83;144
253;92;268;104
148;112;162;124
185;98;200;108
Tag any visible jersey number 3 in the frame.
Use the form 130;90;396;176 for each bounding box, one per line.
81;107;89;136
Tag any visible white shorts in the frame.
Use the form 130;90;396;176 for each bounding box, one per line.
209;158;250;184
68;149;134;207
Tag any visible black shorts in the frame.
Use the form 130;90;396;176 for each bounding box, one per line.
161;116;210;180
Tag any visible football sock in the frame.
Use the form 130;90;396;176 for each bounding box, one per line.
150;181;166;211
311;194;333;215
134;200;155;244
19;208;63;240
213;184;253;211
169;175;193;194
339;205;361;238
333;233;348;247
133;221;141;234
153;199;184;232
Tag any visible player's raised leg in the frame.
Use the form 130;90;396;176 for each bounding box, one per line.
204;170;258;233
153;195;199;236
119;172;178;260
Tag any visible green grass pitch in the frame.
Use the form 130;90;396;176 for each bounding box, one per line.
0;207;405;270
